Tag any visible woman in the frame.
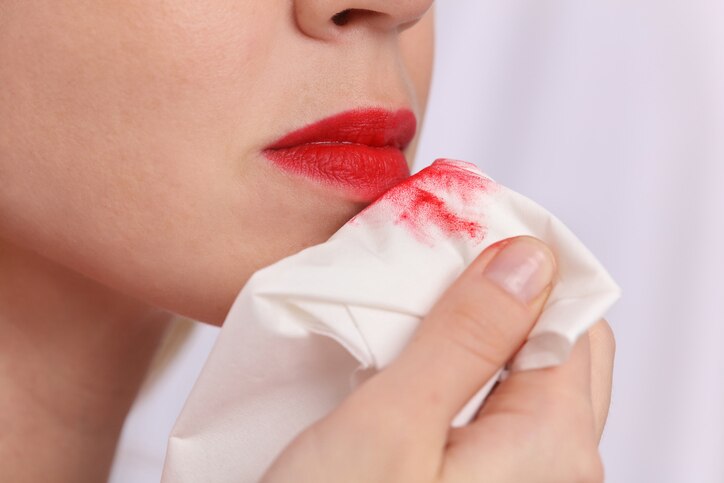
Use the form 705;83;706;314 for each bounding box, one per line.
0;1;614;482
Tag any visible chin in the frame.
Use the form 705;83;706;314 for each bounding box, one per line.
154;211;362;326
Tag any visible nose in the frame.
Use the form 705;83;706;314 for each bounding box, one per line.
294;0;434;40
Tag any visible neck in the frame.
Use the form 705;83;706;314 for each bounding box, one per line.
0;239;172;483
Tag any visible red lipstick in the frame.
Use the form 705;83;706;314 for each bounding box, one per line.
263;108;416;202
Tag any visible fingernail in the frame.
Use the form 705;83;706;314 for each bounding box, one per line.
483;238;555;303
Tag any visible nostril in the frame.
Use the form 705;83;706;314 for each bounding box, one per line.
331;9;352;26
330;9;388;31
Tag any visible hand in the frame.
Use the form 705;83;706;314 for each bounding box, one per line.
262;236;615;483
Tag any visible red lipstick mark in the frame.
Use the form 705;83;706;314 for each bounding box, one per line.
351;159;498;245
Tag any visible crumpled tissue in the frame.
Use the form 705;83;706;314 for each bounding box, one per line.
162;159;621;482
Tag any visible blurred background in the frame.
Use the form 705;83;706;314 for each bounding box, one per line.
110;2;724;482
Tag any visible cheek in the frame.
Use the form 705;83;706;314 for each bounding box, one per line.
0;1;294;321
0;0;275;218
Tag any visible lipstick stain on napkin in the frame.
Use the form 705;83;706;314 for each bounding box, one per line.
351;159;497;245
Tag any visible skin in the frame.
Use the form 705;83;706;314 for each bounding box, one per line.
0;2;614;482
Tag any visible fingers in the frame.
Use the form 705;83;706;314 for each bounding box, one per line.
444;335;604;483
366;236;557;433
475;329;594;427
588;319;616;441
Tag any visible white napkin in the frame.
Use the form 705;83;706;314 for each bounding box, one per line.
161;159;621;483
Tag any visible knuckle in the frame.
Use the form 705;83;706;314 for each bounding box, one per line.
532;404;604;483
589;319;616;357
571;450;605;483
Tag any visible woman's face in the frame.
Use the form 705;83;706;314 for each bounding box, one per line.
0;1;434;324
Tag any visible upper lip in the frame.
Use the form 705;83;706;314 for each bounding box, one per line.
265;107;417;151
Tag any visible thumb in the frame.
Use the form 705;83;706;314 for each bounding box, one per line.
372;236;557;433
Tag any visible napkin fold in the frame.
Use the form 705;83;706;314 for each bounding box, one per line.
162;159;621;482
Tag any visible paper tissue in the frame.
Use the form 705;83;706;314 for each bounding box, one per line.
162;159;621;482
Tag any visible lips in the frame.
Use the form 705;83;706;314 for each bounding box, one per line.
263;108;416;202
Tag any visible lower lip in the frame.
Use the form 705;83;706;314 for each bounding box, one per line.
263;143;411;203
